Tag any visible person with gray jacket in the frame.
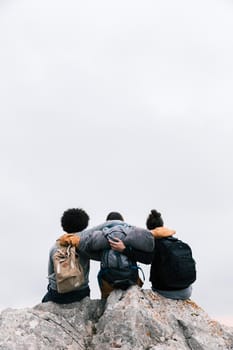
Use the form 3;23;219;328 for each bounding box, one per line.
42;208;107;304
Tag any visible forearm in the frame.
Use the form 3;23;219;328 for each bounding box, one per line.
78;230;109;253
79;222;121;252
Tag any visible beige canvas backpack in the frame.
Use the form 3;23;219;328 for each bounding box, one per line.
53;244;84;293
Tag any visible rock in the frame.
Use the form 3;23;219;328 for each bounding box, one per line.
0;287;232;349
0;298;105;350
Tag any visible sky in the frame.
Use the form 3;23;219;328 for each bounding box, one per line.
0;0;233;327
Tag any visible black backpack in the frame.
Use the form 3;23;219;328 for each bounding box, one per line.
99;226;139;289
150;237;196;290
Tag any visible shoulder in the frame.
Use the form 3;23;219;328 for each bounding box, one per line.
131;227;150;233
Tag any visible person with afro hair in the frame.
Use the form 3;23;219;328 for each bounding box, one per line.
42;208;92;304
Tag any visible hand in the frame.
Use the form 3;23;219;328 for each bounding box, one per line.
108;238;126;252
151;227;176;239
57;233;80;247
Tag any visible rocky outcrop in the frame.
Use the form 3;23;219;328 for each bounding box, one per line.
0;287;232;349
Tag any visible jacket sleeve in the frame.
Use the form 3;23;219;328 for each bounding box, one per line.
82;220;124;236
48;245;57;275
122;245;153;264
124;227;154;252
77;249;102;261
78;230;109;252
78;221;125;252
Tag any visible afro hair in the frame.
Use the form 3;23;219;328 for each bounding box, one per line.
61;208;89;233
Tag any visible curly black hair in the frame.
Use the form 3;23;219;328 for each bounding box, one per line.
146;209;164;230
106;211;124;221
61;208;89;233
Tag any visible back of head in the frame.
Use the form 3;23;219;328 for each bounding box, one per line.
146;209;164;230
106;211;124;221
61;208;89;233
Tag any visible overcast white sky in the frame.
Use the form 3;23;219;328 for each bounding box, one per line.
1;0;233;326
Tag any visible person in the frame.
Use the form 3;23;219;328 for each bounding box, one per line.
42;208;92;304
146;209;195;300
42;208;112;304
98;212;153;299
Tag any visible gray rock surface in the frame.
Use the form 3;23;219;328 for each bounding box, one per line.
0;287;232;349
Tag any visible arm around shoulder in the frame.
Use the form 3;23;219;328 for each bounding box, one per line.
124;227;155;252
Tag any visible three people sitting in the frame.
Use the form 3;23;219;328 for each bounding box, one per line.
42;208;196;304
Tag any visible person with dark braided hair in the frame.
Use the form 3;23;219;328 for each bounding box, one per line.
146;209;195;300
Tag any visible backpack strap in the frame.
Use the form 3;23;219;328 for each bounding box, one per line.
133;265;145;282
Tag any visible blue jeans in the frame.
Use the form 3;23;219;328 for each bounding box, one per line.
152;286;192;300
